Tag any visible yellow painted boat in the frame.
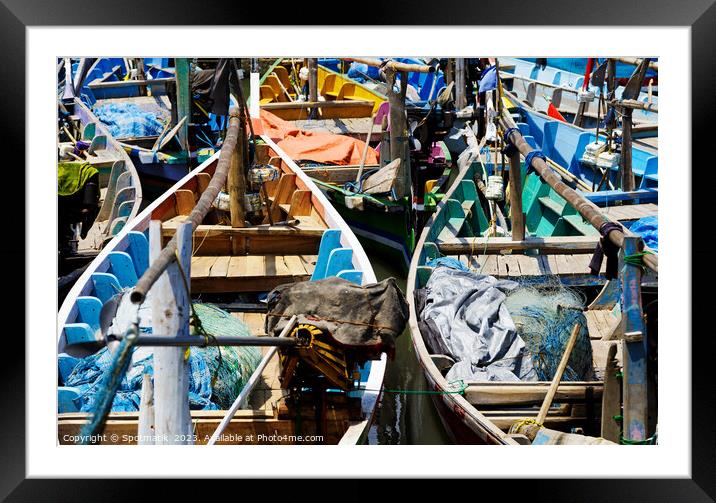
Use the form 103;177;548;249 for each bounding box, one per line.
259;59;386;120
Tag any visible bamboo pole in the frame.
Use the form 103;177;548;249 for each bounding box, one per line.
613;57;658;71
130;108;242;305
343;57;434;74
150;220;193;444
536;323;582;425
498;111;657;273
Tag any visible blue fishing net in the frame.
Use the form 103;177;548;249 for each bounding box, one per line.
505;282;594;381
60;303;262;413
628;215;658;252
93;102;165;138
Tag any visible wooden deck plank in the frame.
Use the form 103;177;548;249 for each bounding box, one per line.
191;256;218;278
209;256;230;277
284;255;308;276
480;255;500;276
245;255;266;277
501;255;522;278
300;255;317;275
227;256;247;277
516;255;541;276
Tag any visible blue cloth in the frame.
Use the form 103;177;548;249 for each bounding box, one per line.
427;256;469;272
629;215;658;252
478;65;497;93
93;102;165;139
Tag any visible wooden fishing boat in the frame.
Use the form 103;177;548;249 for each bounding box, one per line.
57;112;388;445
499;57;657;135
407;115;658;445
501;98;658;203
58;94;143;300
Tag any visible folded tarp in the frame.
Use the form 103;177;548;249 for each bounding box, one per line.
418;267;537;383
260;109;378;166
265;276;407;356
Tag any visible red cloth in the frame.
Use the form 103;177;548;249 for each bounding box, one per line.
260;109;378;165
547;102;567;123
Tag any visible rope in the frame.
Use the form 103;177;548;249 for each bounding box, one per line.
502;127;519;157
624;251;654;273
508;417;543;435
619;432;657;445
524;150;547;175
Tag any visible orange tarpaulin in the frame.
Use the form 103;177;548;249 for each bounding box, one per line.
260;109;378;166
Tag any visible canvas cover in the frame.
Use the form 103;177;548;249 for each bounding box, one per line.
260;110;379;166
265;276;408;355
416;267;537;382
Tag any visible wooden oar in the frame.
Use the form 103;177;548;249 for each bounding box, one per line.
536;322;582;426
206;315;298;445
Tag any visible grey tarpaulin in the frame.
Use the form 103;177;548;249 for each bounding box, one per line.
265;277;408;356
418;267;537;382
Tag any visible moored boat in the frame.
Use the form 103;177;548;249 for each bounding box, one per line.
500;57;658;134
58;91;143;301
57;109;399;445
406;114;658;445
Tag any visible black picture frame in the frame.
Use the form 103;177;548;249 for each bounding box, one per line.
4;0;713;499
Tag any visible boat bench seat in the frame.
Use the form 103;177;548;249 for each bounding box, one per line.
189;254;317;293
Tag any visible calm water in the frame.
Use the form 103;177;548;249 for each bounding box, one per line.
366;254;451;445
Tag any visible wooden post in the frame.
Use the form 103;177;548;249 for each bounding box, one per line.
444;58;454;86
606;59;616;98
135;58;147;96
308;58;318;119
138;373;155;444
620;106;635;191
174;58;191;157
228;119;247;229
385;68;410;199
454;58;467;110
508;153;525;241
150;220;193;444
620;236;649;443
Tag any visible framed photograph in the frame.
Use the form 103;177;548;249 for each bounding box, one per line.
5;0;712;497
